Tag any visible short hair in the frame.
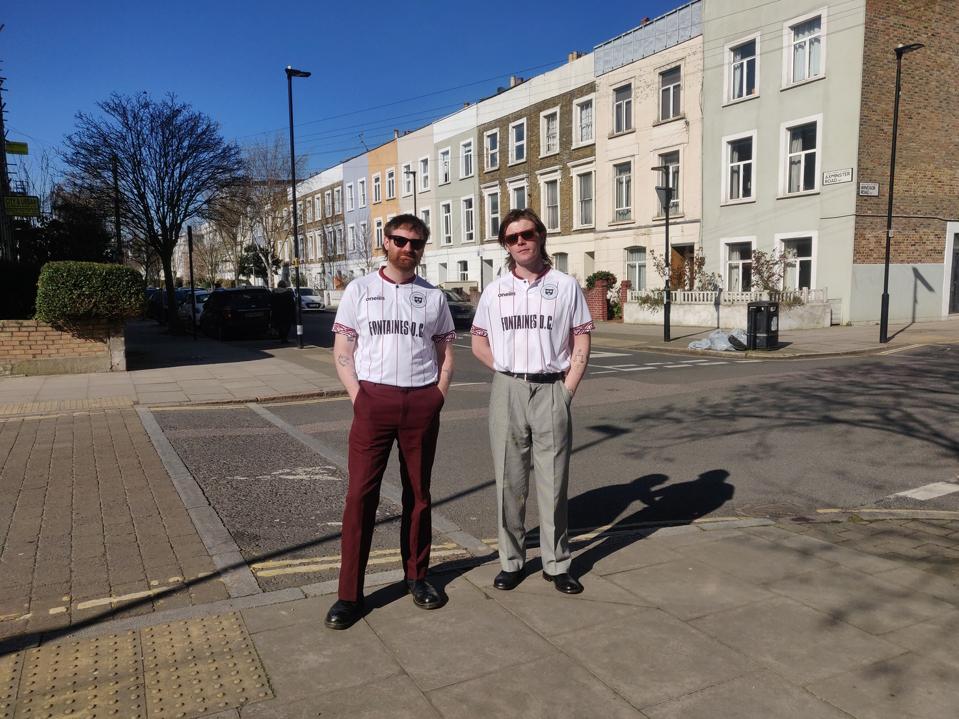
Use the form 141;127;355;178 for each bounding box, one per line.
384;213;430;243
498;208;552;271
277;279;288;288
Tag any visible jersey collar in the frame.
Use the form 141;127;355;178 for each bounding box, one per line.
379;267;417;285
511;267;551;286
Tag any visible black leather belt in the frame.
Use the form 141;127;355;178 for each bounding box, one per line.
500;371;563;383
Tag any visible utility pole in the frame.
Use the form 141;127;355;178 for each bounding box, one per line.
0;28;14;262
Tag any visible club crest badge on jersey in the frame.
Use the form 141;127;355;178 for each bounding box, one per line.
542;283;558;299
410;291;426;307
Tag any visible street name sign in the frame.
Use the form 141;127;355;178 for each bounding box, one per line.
859;182;880;196
823;168;853;186
4;141;28;155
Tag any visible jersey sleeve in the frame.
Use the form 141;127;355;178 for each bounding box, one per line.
570;283;594;335
332;283;359;338
431;292;456;343
470;287;491;337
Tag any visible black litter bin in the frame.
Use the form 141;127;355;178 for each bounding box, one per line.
746;301;779;350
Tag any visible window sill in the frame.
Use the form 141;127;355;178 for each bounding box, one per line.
609;218;635;226
608;128;635;139
572;224;595;231
653;212;685;221
539;150;560;160
460;174;475;180
653;114;685;127
723;94;759;108
461;239;476;245
571;139;596;150
508;158;527;167
720;197;756;207
777;190;820;199
484;166;500;173
781;74;825;91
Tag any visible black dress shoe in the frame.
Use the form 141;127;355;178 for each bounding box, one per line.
324;599;365;630
493;569;524;591
406;579;446;609
543;572;584;594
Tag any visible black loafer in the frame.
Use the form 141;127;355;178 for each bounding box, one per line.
493;569;524;591
543;572;584;594
324;599;365;630
406;579;446;609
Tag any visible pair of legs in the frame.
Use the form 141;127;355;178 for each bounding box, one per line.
488;373;573;576
337;381;444;602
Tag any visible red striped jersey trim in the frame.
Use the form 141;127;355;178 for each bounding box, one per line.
470;325;488;337
572;320;594;336
332;322;358;338
432;330;457;343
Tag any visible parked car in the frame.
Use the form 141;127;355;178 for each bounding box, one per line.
176;290;211;327
293;287;326;311
147;287;191;323
442;288;476;329
200;287;272;340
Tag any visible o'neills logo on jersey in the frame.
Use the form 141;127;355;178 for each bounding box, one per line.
410;291;426;307
368;319;425;337
365;295;385;301
497;291;516;297
542;283;558;299
500;314;554;331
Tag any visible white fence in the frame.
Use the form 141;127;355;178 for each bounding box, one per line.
627;288;827;305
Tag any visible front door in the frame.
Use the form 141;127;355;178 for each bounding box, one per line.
950;238;959;314
671;245;695;290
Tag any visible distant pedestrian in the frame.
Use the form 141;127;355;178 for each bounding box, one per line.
325;213;455;630
271;280;295;343
471;208;593;594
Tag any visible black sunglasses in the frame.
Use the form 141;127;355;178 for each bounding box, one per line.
503;229;539;245
386;234;426;250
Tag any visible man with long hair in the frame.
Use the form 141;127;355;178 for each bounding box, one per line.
471;208;593;594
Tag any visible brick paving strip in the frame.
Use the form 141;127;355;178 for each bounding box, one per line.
0;408;230;643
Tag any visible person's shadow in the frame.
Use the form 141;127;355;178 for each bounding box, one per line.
550;469;734;577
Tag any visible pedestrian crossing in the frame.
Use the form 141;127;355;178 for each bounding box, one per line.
588;351;756;375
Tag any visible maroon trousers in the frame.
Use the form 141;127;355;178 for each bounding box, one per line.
338;380;445;602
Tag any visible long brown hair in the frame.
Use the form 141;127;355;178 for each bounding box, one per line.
498;208;552;271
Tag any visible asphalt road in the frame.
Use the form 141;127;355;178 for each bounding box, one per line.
151;321;959;592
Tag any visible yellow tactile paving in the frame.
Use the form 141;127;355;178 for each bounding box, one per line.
0;652;23;719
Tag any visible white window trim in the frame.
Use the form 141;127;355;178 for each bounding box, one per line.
418;156;430;192
484;129;500;171
536;168;562;233
570;163;595;230
611;82;633;135
347;223;356;252
539;105;561;158
782;8;827;89
345;183;354;212
571;93;596;149
461;194;476;243
482;184;501;241
774;230;819;290
420;208;432;241
374;217;384;247
358;179;367;208
778;113;823;197
624;245;648;292
438;147;452;185
722;236;757;292
721;129;758;205
460;138;474;179
611;159;633;224
657;63;684;123
401;163;413;197
654;147;683;217
372;173;381;203
333;187;342;214
386;168;396;199
506;176;528;211
723;33;761;106
509;118;527;165
440;201;453;245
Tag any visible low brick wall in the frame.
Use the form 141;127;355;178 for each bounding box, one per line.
0;319;126;376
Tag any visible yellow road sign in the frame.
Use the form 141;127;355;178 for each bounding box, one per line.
4;195;41;217
5;141;28;155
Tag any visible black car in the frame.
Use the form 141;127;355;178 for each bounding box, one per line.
443;288;476;329
200;287;272;340
147;287;192;322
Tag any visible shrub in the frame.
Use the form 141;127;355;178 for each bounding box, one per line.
0;260;42;319
585;270;617;290
35;261;145;326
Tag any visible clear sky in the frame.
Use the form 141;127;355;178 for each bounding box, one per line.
3;0;682;179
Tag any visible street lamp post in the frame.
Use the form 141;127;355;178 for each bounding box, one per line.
879;42;923;344
404;168;417;217
286;65;311;349
653;165;674;343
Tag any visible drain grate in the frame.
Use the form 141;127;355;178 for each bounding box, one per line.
141;612;271;719
16;632;144;719
1;652;23;719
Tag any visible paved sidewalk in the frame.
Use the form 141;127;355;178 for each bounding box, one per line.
2;514;958;717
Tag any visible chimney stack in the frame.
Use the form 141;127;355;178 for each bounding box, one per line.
393;129;400;139
567;50;583;63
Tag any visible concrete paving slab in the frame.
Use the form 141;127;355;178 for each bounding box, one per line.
691;596;903;684
552;608;756;709
883;610;959;671
871;565;959;604
674;532;835;583
240;596;330;635
748;528;906;574
465;561;650;606
807;653;959;719
251;618;401;702
579;534;683;576
363;577;556;692
242;675;440;719
769;565;956;635
428;653;646;719
607;558;774;620
488;585;649;637
643;670;849;719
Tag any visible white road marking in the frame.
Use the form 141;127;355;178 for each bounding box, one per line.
662;364;695;369
589;351;631;358
879;343;925;356
891;481;959;501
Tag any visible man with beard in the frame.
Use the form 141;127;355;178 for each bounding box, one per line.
325;214;456;629
471;208;592;594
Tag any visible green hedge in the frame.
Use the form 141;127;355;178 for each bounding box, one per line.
35;261;145;325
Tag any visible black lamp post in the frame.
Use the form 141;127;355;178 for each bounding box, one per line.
653;164;674;343
879;42;923;343
286;65;311;348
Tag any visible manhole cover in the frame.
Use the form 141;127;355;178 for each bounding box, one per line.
737;502;806;519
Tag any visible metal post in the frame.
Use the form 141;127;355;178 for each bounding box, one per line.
663;184;671;343
286;66;310;349
880;43;923;343
112;154;123;263
187;226;197;341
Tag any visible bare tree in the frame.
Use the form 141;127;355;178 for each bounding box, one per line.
63;92;242;330
190;227;226;288
352;220;380;275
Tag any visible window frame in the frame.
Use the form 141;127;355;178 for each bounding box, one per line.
537;170;561;232
386;168;396;199
612;83;633;135
612;160;633;223
507;177;528;212
571;164;595;229
461;195;475;243
779;114;822;197
401;163;413;197
460;139;474;179
723;237;756;292
724;33;760;104
457;260;469;282
483;185;501;240
775;231;818;290
333;187;342;214
722;130;758;205
420;208;431;240
571;93;596;148
484;129;499;171
539;106;561;158
656;149;681;217
374;218;384;247
438;147;452;185
552;252;568;274
440;202;453;245
372;173;381;203
509;119;527;165
345;183;354;212
357;178;367;208
418;156;430;191
658;65;683;123
625;246;647;292
782;9;827;88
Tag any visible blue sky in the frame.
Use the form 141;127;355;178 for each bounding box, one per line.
4;0;681;178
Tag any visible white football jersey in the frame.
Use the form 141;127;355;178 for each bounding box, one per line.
333;269;455;387
471;268;593;374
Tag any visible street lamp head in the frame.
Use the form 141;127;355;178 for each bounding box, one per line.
895;43;924;57
286;66;311;78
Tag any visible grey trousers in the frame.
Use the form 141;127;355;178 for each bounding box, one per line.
488;372;573;575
